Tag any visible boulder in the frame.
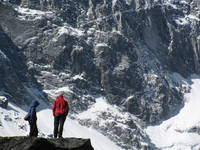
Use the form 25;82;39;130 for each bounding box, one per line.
0;96;8;108
0;136;94;150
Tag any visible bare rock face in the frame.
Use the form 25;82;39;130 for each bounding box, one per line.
0;19;47;105
0;136;94;150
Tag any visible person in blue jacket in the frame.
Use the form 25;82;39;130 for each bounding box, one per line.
27;100;40;137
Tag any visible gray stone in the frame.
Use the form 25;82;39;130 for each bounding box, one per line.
0;96;8;108
0;136;94;150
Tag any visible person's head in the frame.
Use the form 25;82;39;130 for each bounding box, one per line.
31;100;40;107
59;91;65;98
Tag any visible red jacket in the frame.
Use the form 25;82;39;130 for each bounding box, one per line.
52;95;69;116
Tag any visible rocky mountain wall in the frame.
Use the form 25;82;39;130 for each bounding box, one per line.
2;0;198;123
0;3;49;106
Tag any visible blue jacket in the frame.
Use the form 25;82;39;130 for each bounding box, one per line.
28;100;40;122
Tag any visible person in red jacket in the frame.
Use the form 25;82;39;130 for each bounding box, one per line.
52;93;69;138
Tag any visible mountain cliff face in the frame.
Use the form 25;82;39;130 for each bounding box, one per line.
0;0;199;149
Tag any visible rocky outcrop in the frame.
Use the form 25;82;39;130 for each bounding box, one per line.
0;136;94;150
0;96;8;108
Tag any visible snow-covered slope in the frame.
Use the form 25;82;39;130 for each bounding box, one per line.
2;74;200;150
146;75;200;150
0;102;124;150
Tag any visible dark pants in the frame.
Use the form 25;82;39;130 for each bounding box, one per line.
29;119;38;137
54;114;66;138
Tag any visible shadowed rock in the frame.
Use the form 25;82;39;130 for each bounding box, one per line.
0;96;8;108
0;136;94;150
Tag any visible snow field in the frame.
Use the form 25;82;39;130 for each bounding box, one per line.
146;76;200;150
0;102;124;150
